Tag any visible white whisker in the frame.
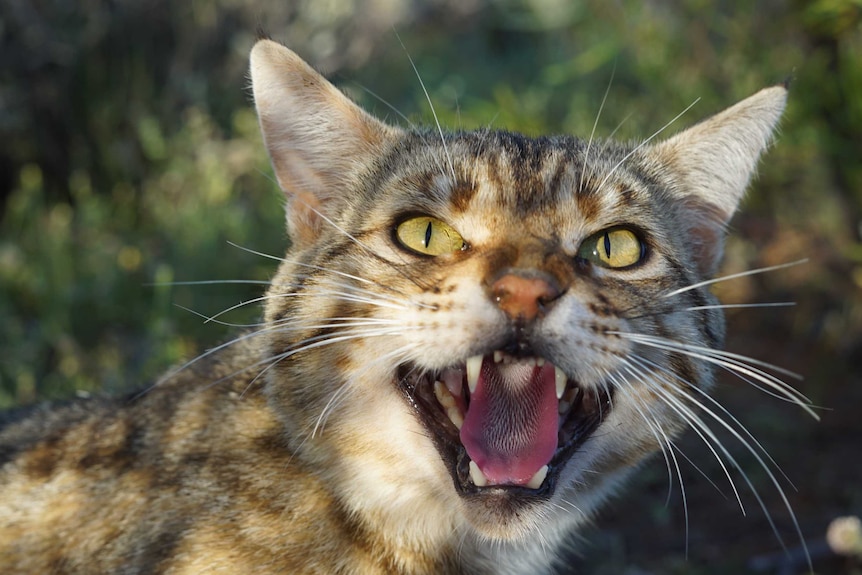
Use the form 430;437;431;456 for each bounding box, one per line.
134;327;278;398
608;372;680;507
594;97;701;194
352;81;415;128
236;326;409;396
663;259;808;298
629;360;811;569
579;63;616;194
627;352;796;489
612;331;816;417
616;362;745;514
685;302;796;312
395;32;456;182
149;279;271;286
174;304;269;328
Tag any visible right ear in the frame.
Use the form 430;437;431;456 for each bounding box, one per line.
249;39;399;246
648;85;787;275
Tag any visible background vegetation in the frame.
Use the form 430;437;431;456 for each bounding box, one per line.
1;0;860;573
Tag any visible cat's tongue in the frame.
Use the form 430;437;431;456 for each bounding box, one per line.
460;357;558;486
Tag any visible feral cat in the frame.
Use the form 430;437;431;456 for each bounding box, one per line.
0;39;795;574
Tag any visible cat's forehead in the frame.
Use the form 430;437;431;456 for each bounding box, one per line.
379;129;660;235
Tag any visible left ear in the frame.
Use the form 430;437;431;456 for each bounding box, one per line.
649;85;787;274
249;39;401;248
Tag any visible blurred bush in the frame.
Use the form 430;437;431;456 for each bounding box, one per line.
2;1;862;572
1;0;860;407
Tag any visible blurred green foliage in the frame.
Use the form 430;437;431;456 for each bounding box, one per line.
1;0;860;400
1;1;861;571
5;0;859;406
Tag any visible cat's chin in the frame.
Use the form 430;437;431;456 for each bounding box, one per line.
397;351;612;508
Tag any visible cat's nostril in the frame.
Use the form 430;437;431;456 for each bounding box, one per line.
492;274;560;322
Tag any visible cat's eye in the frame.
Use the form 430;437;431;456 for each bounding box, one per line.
396;216;466;256
578;227;644;269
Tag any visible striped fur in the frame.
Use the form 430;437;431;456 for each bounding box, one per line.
0;40;790;574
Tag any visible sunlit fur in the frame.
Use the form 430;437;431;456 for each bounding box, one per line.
0;40;810;574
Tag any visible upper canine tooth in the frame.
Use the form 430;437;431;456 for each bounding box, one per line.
536;357;546;367
554;366;567;399
526;465;548;489
466;355;482;394
493;351;503;363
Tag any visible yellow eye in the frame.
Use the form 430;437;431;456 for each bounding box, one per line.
396;216;466;256
578;228;644;268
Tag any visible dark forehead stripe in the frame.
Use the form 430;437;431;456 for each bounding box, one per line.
385;129;605;218
449;180;477;213
462;131;587;214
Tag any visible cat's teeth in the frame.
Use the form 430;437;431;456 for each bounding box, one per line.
466;355;482;394
467;459;546;489
555;366;567;399
434;381;456;409
469;460;488;487
434;381;463;429
526;465;549;490
493;351;503;364
558;400;571;415
536;357;546;367
447;406;463;430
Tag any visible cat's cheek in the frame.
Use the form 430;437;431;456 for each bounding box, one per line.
537;299;631;381
556;398;663;493
327;387;465;540
392;287;506;367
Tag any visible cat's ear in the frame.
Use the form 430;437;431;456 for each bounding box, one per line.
650;85;787;274
250;40;399;246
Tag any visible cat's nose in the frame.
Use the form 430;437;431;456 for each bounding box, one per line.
491;273;560;322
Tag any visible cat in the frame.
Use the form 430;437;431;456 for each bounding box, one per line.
0;38;798;574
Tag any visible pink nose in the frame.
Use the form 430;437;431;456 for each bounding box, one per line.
491;274;560;322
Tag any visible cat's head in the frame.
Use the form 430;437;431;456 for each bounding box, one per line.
250;39;786;548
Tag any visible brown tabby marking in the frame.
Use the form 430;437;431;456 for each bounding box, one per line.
0;39;798;574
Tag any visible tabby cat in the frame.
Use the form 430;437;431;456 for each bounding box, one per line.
0;39;796;574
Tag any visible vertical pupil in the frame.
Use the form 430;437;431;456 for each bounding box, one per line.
603;232;612;258
424;221;433;248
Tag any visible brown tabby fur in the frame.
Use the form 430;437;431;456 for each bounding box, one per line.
0;39;789;574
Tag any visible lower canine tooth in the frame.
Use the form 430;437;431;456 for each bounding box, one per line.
469;460;488;487
466;355;482;394
526;465;548;489
447;406;463;430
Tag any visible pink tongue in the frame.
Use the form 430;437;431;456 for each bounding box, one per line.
460;358;559;485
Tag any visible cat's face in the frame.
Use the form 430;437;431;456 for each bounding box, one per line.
250;40;787;547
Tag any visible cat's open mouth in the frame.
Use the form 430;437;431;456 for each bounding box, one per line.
398;352;611;496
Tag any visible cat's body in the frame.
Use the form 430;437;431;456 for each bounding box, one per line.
0;40;792;574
